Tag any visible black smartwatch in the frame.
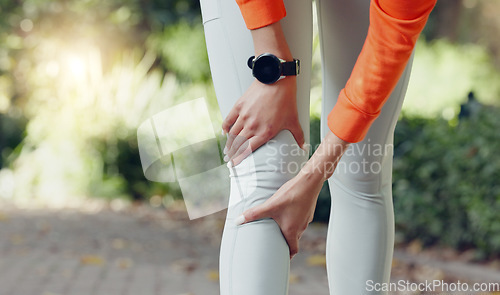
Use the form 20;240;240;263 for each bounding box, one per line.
247;53;300;84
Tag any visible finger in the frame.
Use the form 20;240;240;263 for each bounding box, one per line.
231;135;263;166
224;121;244;155
227;130;250;159
234;202;272;226
287;235;299;259
288;121;305;149
230;138;251;166
222;106;239;134
230;133;270;165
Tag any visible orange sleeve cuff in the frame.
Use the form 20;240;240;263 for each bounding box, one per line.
235;0;286;30
328;88;380;143
327;0;436;143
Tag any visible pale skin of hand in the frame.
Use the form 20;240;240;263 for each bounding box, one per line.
222;21;304;165
223;20;351;259
235;131;350;259
222;76;302;165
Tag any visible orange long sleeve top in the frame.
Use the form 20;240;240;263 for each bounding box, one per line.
235;0;436;143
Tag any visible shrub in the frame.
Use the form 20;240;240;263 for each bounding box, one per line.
310;106;500;258
393;106;500;258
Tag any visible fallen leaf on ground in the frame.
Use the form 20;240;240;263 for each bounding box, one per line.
116;257;133;269
80;255;105;265
10;234;24;245
206;269;219;281
307;254;326;267
413;264;444;282
407;240;422;254
392;258;400;268
0;212;9;221
112;238;127;249
171;259;198;273
289;273;301;284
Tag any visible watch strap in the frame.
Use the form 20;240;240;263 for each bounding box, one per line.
247;56;255;69
281;59;300;76
247;55;300;76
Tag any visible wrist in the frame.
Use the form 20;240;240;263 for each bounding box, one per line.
251;22;293;60
300;131;350;181
298;164;326;184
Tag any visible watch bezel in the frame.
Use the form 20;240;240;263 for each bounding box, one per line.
251;53;282;85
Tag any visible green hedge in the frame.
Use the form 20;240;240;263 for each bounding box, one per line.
310;106;500;257
393;107;500;258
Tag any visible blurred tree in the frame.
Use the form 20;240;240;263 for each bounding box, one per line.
0;113;26;168
426;0;500;67
0;0;207;204
424;0;463;42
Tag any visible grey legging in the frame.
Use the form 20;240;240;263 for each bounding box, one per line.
199;0;414;293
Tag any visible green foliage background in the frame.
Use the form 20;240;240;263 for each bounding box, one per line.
393;108;500;258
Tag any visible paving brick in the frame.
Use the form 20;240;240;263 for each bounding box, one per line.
2;204;498;295
41;282;68;295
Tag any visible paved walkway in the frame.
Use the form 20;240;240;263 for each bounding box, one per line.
0;200;499;295
0;201;330;295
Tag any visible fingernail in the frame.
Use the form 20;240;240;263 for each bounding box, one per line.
302;143;310;154
221;129;225;136
234;215;246;226
223;146;227;154
223;155;229;162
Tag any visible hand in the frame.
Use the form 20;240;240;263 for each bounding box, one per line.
235;170;323;259
234;131;350;259
222;77;304;166
221;21;304;166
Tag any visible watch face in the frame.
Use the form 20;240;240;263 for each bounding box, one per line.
253;54;281;84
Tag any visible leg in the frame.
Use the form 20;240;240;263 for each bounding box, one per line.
316;0;414;293
199;0;313;293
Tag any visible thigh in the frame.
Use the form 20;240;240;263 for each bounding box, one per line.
200;0;313;143
316;1;415;293
200;0;253;118
200;0;313;294
221;130;308;295
317;0;414;187
317;0;370;136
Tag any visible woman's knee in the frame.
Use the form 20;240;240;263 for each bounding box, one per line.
331;141;394;195
227;130;308;210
